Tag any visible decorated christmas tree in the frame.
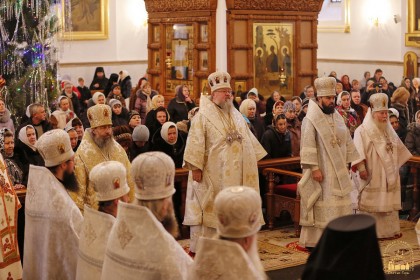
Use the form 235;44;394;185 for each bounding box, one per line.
0;0;64;125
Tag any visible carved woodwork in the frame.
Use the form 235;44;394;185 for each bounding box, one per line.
144;0;217;102
145;0;217;13
226;0;323;12
227;0;324;99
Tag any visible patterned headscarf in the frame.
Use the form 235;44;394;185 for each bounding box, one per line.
0;128;11;155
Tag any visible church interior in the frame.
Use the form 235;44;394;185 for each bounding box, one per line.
2;0;420;279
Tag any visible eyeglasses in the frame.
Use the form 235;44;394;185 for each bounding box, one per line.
214;89;232;95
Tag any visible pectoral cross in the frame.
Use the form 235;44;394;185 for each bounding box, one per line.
330;136;341;148
386;141;393;153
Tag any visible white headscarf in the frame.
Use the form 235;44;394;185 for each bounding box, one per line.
57;96;70;112
18;125;37;151
92;92;105;104
160;122;178;145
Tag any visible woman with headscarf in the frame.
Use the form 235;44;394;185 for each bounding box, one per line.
106;84;126;108
240;99;265;141
167;85;196;123
0;129;24;187
87;91;106;108
0;99;15;134
52;96;77;129
265;90;286;126
145;106;169;142
110;99;129;127
145;94;169;127
89;66;108;91
271;100;285;125
151;122;186;168
61;82;81;117
118;70;132;99
14;125;44;185
335;91;359;137
283;101;301;157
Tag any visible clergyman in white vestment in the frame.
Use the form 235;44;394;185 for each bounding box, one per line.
298;77;362;248
352;92;411;238
23;129;83;280
183;71;266;253
101;152;192;279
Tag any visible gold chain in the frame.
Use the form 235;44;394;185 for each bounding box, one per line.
214;104;243;145
325;114;342;148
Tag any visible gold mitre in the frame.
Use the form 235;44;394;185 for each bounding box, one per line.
87;104;112;128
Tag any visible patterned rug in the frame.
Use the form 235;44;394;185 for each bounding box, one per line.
178;220;420;272
178;226;309;271
379;220;420;274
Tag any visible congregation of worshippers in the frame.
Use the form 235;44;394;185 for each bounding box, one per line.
1;67;420;279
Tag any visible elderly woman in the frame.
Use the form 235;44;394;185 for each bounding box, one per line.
0;99;14;134
167;85;196;123
151;121;186;168
0;128;24;187
14;125;44;185
336;91;359;137
390;87;410;141
239;99;265;141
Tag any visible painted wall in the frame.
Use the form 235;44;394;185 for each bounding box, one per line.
317;0;416;86
59;0;415;92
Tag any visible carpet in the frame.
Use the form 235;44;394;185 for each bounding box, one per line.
178;227;309;271
178;220;420;273
379;220;420;274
